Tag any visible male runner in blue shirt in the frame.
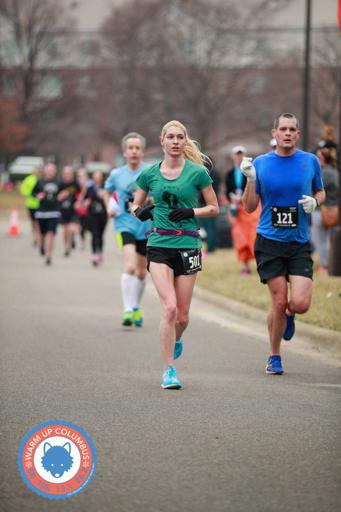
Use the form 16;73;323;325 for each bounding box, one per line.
104;132;151;327
241;113;325;375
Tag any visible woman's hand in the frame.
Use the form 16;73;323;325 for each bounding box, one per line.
133;205;154;221
168;208;194;222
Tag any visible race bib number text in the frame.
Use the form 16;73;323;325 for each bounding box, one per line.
271;206;298;228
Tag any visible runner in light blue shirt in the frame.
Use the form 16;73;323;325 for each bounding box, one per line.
105;163;151;239
104;132;152;328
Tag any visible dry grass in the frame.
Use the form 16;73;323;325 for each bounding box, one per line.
198;249;341;332
0;188;26;216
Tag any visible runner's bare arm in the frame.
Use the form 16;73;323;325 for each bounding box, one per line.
242;182;260;213
314;189;326;206
193;184;219;218
131;188;148;212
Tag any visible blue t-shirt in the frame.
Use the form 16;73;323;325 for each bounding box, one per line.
254;149;323;243
104;163;152;239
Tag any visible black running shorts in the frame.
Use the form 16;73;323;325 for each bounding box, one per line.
254;234;313;284
119;231;147;256
60;210;79;225
147;246;201;277
38;218;59;235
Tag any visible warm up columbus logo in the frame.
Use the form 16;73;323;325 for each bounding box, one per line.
18;420;96;499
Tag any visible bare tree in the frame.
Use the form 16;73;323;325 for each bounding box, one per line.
100;0;295;150
310;29;340;136
0;0;73;120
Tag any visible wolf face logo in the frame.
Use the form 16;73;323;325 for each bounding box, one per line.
41;442;73;478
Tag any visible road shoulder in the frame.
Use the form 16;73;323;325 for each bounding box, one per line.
194;286;341;361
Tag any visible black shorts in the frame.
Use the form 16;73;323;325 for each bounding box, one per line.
38;218;59;235
254;234;313;284
119;232;147;256
61;210;79;225
147;246;201;277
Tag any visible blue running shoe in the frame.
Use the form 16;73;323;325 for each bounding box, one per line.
265;355;284;375
283;314;295;341
174;338;183;360
161;365;182;389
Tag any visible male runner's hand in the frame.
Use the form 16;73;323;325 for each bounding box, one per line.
240;157;256;182
168;208;194;222
133;205;154;221
107;196;121;218
298;195;318;214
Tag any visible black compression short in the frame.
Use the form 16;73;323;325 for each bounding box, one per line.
119;232;147;256
254;234;313;284
146;246;201;277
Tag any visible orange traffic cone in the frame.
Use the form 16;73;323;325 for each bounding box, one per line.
8;209;20;237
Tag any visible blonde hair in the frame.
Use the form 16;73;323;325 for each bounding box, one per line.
161;120;210;167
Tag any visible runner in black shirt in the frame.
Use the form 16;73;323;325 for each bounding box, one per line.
84;171;108;266
59;166;80;256
75;168;91;251
32;163;62;265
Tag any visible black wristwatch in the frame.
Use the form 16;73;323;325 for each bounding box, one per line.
315;197;320;207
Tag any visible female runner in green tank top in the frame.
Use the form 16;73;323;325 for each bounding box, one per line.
132;120;219;389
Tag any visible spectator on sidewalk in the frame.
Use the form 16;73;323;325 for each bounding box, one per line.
311;148;339;274
198;155;221;254
225;145;260;274
315;125;338;162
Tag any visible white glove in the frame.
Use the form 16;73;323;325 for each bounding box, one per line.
107;196;121;217
298;195;318;214
240;157;256;182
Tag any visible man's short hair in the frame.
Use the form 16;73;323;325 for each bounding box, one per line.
273;113;299;130
121;132;146;151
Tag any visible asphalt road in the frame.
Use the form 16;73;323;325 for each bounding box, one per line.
0;221;341;512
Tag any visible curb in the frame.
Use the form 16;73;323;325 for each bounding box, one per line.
194;286;341;359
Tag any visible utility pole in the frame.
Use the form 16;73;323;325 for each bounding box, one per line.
302;0;311;151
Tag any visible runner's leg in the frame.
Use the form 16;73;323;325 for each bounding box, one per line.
134;253;147;308
98;214;107;255
63;223;70;254
287;275;312;315
149;262;177;367
174;273;197;341
45;232;55;260
33;218;41;246
69;221;79;250
121;243;138;313
266;276;288;355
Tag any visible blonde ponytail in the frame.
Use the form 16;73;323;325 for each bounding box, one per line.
161;120;210;168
